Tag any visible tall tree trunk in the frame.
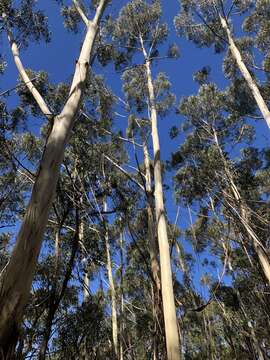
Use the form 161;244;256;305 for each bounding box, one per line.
206;313;216;360
249;323;265;360
238;203;270;285
119;232;124;360
234;282;265;360
140;35;181;359
80;222;90;303
38;307;55;360
219;16;270;129
143;141;162;359
0;1;108;354
213;129;270;284
79;222;90;360
104;199;119;358
143;141;161;292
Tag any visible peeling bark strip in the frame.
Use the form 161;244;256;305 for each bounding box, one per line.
0;0;108;354
220;16;270;130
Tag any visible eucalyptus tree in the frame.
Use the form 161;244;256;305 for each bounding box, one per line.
172;76;270;279
126;112;164;358
0;0;109;355
174;0;270;130
107;1;181;358
66;72;139;358
4;63;134;357
119;207;168;359
44;72;132;358
171;77;270;355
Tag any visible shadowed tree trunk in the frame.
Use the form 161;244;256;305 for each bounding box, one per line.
104;199;119;358
143;140;162;359
83;267;90;302
38;213;80;360
143;141;161;292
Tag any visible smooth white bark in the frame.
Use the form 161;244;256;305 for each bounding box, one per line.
7;30;52;118
220;16;270;129
140;33;181;359
146;59;181;360
73;0;89;26
0;0;108;349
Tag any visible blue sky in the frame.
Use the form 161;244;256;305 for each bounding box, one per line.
1;0;268;299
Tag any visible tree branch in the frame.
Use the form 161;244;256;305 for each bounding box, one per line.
0;77;38;98
103;154;145;191
92;0;109;27
6;28;52;118
73;0;89;27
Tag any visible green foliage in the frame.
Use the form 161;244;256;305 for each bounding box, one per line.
168;43;180;59
0;56;7;75
174;0;226;53
1;0;50;48
243;0;270;52
113;0;167;48
61;4;81;33
193;66;211;85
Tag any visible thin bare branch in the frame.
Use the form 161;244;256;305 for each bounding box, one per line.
0;77;38;98
103;154;145;191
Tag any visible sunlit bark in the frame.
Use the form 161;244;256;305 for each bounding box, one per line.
140;34;181;360
0;1;108;355
220;16;270;130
